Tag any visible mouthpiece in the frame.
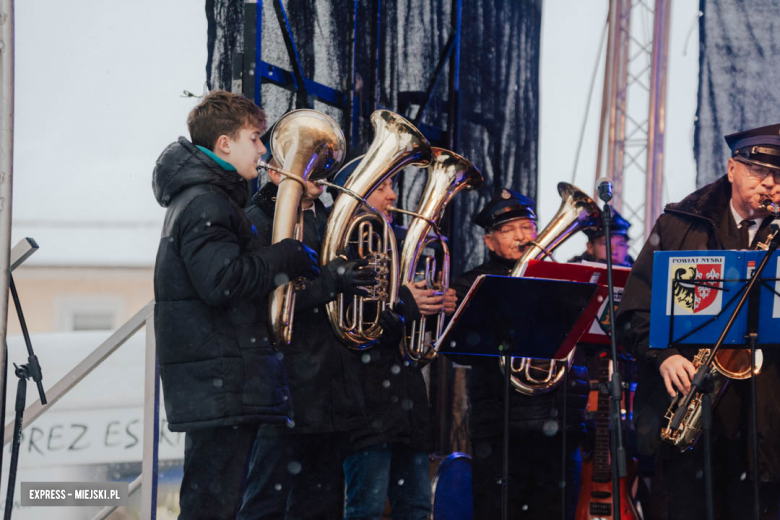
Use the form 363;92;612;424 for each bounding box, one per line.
256;160;306;186
761;197;778;216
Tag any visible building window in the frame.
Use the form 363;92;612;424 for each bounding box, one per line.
72;312;115;331
55;296;124;332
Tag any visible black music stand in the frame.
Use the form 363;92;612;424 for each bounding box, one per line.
436;275;599;520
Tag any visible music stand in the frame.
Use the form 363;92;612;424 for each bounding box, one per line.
436;276;599;520
650;247;780;520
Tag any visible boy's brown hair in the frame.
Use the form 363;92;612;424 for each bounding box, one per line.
187;90;268;150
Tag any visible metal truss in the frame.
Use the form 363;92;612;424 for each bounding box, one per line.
596;0;671;255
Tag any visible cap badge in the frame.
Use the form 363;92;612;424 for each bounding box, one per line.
501;189;511;200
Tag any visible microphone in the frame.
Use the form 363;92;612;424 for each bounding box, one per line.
596;177;613;203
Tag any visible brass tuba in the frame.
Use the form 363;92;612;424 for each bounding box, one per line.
259;109;346;347
660;197;774;450
320;110;432;349
499;182;602;395
397;148;483;365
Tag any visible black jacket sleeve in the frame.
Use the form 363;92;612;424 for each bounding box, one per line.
398;284;422;322
178;192;292;306
294;270;339;310
247;203;337;311
615;216;681;369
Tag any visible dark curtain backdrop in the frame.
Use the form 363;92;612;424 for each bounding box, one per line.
695;0;780;187
205;0;542;275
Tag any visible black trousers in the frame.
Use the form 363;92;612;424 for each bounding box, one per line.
662;438;780;520
179;424;259;520
237;431;349;520
471;434;581;520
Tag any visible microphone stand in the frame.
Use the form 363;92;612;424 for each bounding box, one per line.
4;275;47;520
601;201;626;520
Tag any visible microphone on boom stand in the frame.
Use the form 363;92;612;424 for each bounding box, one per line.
595;176;626;520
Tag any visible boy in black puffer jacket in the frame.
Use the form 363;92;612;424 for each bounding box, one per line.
152;90;319;520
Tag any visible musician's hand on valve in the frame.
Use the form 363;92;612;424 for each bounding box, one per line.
443;288;458;316
659;354;697;397
277;238;321;281
406;281;445;316
327;257;378;297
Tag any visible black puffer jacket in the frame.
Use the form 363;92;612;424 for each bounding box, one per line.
246;182;365;434
153;138;298;432
616;175;780;481
450;253;590;441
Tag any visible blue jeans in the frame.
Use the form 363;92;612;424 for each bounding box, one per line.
343;444;431;520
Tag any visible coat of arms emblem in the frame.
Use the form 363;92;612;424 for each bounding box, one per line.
669;260;724;315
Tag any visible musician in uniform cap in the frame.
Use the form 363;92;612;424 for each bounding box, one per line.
449;188;590;520
568;209;635;267
616;123;780;519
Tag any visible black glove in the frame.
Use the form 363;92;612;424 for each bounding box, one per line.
275;238;320;281
378;302;405;345
326;257;378;297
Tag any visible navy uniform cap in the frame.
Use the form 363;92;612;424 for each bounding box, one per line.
475;188;537;230
584;208;631;241
724;123;780;170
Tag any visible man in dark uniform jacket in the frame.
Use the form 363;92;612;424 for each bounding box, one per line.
238;166;389;519
152;91;320;520
568;209;635;267
450;189;589;520
616;124;780;519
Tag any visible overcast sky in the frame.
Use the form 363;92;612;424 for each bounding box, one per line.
12;0;205;265
10;0;700;266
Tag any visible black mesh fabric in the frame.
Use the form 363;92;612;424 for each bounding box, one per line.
695;0;780;187
206;0;542;274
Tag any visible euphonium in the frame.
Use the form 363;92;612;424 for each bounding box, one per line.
660;197;775;450
499;182;601;395
397;148;483;365
321;110;432;349
259;109;346;347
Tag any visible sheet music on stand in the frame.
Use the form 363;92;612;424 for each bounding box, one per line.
649;250;780;349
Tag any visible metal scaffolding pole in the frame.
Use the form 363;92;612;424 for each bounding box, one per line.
645;0;671;239
0;0;14;401
596;0;672;254
607;0;631;212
